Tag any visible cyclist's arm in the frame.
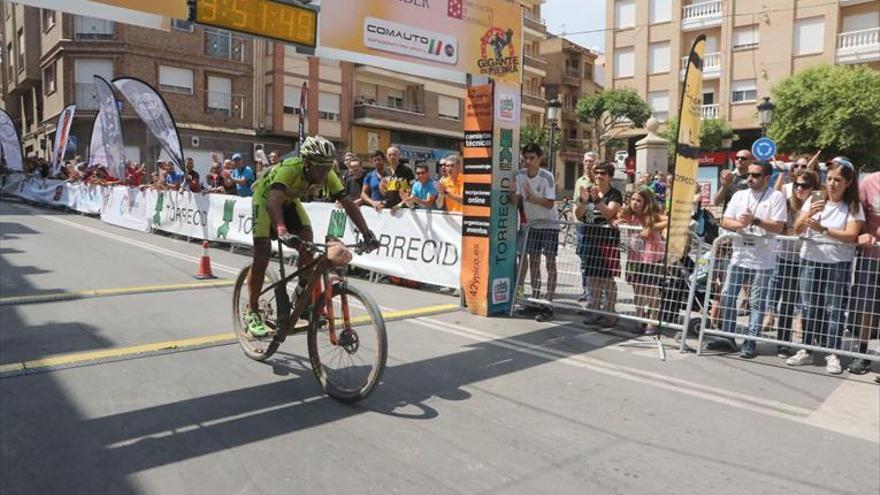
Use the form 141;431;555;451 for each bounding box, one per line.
267;186;290;234
339;195;373;239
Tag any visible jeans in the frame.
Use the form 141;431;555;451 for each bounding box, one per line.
799;260;851;351
767;256;801;344
720;264;772;353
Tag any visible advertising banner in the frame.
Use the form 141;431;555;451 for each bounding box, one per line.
70;183;107;214
461;83;494;314
0;108;23;171
318;0;523;84
51;105;76;177
666;35;705;264
487;81;520;315
94;76;126;179
298;82;307;150
147;190;212;239
101;186;150;232
114;78;184;171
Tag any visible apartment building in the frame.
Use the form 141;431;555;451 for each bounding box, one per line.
541;35;603;193
605;0;880;145
522;0;549;129
1;2;270;174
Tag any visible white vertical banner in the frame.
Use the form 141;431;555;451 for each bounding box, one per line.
0;108;24;171
114;77;184;172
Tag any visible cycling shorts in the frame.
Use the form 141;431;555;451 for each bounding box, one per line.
252;199;311;239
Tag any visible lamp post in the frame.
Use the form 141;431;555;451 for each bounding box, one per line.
546;98;562;174
756;96;775;137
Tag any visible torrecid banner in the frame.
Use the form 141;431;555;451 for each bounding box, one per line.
667;35;706;264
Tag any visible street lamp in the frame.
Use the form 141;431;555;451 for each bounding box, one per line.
756;96;775;136
546;98;562;174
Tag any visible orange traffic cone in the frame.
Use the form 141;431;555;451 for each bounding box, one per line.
195;241;216;279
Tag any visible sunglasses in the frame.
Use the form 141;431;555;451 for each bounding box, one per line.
593;170;609;176
794;182;812;189
747;172;766;178
736;156;750;161
416;170;428;175
795;163;809;169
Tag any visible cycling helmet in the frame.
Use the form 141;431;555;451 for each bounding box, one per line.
300;135;336;167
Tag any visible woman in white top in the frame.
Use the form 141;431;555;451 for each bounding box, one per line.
788;157;865;374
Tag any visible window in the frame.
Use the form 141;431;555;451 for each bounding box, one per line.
43;63;56;95
6;43;13;80
205;28;245;62
649;0;672;24
566;127;578;140
158;65;194;94
16;29;24;70
732;25;759;50
283;84;301;114
731;79;757;103
438;95;460;120
318;92;340;121
171;19;193;31
74;16;114;40
207;76;232;112
386;88;404;109
794;17;825;56
265;85;273;119
842;12;880;33
648;42;670;74
614;0;636;29
41;9;56;32
613;47;634;78
75;58;113;109
647;91;669;121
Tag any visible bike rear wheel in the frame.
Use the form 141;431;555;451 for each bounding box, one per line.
307;282;387;402
232;265;286;361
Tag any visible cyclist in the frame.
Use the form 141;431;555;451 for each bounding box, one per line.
246;135;379;337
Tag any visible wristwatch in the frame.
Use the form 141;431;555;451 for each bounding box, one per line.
819;225;829;234
750;218;761;227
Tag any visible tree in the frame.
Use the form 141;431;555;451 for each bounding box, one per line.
661;117;738;157
769;65;880;171
519;124;560;153
574;89;652;154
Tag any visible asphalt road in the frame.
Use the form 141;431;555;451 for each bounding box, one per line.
1;198;878;495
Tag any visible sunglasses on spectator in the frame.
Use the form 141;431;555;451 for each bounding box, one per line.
794;182;812;189
747;172;766;178
795;163;809;169
736;156;750;161
593;170;609;176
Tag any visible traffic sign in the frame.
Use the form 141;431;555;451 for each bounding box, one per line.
752;137;777;161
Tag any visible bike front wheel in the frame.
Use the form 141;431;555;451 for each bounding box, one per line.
308;281;387;403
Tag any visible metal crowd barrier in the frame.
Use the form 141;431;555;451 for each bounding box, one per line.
511;220;709;353
696;232;880;363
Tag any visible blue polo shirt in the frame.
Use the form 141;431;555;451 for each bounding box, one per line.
411;180;438;209
232;165;255;197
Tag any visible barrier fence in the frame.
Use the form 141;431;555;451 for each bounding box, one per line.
0;174;464;289
511;220;709;352
697;232;880;365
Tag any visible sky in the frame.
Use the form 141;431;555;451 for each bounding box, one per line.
541;0;607;53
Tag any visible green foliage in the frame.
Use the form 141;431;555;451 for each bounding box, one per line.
661;117;738;156
574;89;652;144
769;65;880;171
519;125;561;152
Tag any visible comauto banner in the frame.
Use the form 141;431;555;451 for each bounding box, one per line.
318;0;523;84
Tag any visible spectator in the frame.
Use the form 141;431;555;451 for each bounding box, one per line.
124;161;146;187
764;169;820;359
253;145;268;176
664;173;675;211
788;157;865;374
221;159;237;195
230;153;255;197
577;162;623;327
715;150;752;210
162;161;184;191
205;162;225;192
91;165;119;185
341;157;366;206
775;151;821;194
716;161;787;358
361;150;388;211
401;163;437;209
846;169;879;375
617;187;667;335
511;143;558;321
182;157;201;193
574;151;598;301
650;172;667;206
378;145;414;208
436;154;464;213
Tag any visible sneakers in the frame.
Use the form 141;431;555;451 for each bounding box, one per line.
535;307;554;322
826;354;842;375
776;346;792;359
245;311;270;337
739;349;757;359
643;325;658;337
786;349;812;366
847;359;871;375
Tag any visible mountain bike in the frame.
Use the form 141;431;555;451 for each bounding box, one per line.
232;236;387;403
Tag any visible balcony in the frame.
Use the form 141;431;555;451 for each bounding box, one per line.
836;28;880;64
74;16;114;40
701;104;720;120
205;29;248;62
354;102;462;136
680;51;721;80
681;1;722;32
524;54;547;76
206;92;246;122
523;10;546;33
75;82;100;110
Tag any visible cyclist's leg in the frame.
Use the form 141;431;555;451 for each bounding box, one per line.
247;202;273;336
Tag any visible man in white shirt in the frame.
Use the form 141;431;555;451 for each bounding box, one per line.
717;161;788;358
511;143;558;320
